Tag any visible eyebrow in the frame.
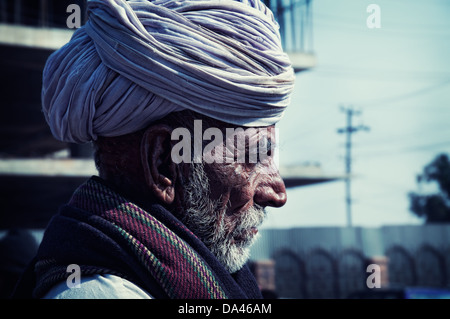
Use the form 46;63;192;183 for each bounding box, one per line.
245;135;275;162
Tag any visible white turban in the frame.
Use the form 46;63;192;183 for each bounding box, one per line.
42;0;295;143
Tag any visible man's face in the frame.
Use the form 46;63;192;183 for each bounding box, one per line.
179;126;287;273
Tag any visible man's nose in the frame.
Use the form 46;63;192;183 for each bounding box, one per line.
253;172;287;208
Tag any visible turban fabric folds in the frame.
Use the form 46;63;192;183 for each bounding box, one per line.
42;0;295;143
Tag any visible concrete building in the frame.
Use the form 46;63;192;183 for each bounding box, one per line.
250;224;450;298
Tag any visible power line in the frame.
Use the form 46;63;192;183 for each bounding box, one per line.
309;65;450;83
354;126;450;150
357;79;450;108
357;140;450;158
337;106;370;227
283;108;338;142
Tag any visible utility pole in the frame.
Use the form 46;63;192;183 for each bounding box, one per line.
337;106;369;227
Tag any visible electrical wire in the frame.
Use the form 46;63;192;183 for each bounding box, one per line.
356;140;450;158
306;65;450;83
356;79;450;108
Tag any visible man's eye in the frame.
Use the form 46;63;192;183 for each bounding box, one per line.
264;139;273;157
243;139;274;166
258;138;273;161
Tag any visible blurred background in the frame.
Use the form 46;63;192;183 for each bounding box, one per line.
1;0;450;299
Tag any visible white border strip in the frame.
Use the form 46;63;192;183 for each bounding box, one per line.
0;24;73;50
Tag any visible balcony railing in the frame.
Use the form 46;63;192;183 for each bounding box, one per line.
264;0;315;72
264;0;313;54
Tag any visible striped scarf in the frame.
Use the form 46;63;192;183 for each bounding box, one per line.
27;177;262;299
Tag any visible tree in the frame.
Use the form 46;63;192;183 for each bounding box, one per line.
409;153;450;223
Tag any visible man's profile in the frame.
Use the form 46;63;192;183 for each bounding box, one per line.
13;0;294;299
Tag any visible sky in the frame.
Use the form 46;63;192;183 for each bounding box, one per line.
262;0;450;229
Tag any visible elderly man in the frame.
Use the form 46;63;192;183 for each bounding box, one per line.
14;0;294;299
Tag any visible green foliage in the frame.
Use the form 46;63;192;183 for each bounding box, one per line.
409;153;450;223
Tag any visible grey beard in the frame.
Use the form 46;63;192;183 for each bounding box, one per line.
180;162;266;273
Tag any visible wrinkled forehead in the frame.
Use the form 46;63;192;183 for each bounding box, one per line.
223;125;277;147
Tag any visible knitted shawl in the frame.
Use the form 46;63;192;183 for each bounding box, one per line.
13;177;262;299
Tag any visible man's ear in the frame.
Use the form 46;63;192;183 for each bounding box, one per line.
140;124;178;205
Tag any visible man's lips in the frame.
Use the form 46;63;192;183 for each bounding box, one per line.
231;226;259;245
